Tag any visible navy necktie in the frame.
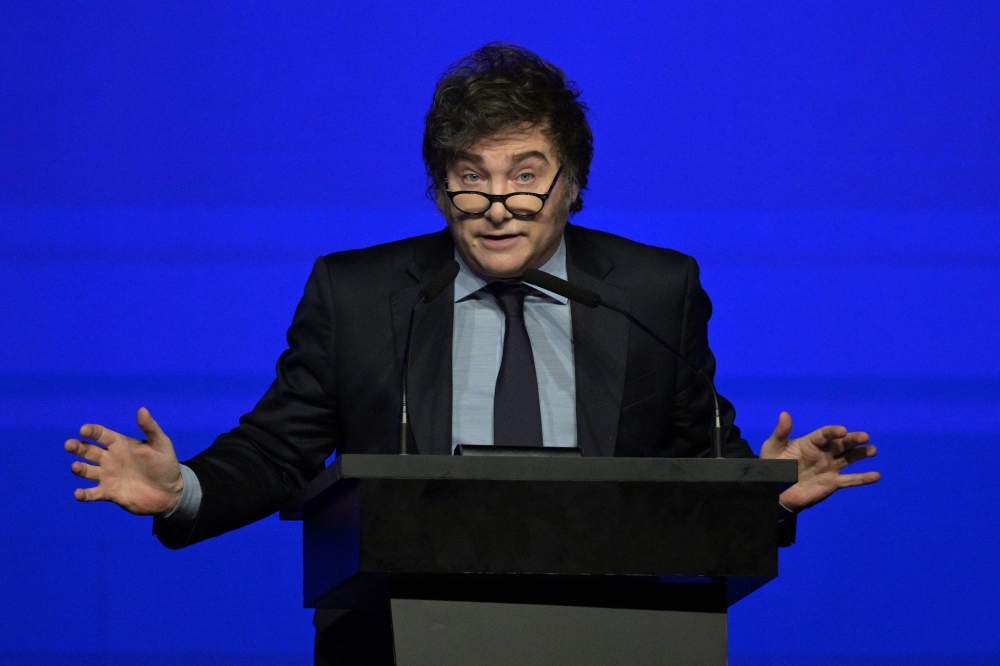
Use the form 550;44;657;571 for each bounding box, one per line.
486;282;544;448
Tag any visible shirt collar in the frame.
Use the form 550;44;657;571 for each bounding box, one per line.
454;235;569;304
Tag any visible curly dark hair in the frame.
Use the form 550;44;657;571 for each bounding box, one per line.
423;43;593;214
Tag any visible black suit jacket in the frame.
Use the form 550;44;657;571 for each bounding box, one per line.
155;223;762;549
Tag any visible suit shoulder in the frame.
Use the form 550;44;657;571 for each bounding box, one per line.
297;229;451;303
317;229;449;275
302;230;450;301
568;224;696;276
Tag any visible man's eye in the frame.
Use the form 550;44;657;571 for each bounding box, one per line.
516;173;533;183
464;174;481;183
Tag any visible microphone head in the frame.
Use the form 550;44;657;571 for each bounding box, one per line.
419;260;460;303
522;268;602;308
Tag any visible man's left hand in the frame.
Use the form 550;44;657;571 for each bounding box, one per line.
761;411;881;512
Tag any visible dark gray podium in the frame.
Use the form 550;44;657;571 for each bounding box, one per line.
281;454;797;666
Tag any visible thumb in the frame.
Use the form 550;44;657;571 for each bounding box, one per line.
771;411;793;443
761;411;793;457
136;407;167;447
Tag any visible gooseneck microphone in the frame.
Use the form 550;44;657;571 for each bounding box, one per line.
522;268;727;458
399;260;461;454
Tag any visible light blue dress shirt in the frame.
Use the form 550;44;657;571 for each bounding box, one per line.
166;237;578;522
451;238;576;451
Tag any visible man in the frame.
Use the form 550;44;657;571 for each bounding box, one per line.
64;42;880;654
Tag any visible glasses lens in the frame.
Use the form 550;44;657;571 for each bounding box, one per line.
452;193;490;214
505;194;544;216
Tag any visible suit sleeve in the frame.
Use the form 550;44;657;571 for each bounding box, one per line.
154;257;342;548
670;256;755;459
672;256;796;546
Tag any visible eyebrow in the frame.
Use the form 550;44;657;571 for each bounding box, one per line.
453;150;484;165
452;149;551;167
511;150;550;165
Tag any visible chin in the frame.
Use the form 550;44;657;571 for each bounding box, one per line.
475;253;528;278
475;256;529;279
480;265;525;279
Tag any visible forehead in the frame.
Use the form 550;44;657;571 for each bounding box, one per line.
457;124;556;164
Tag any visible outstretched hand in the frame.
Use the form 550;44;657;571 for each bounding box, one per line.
761;411;880;512
64;407;183;516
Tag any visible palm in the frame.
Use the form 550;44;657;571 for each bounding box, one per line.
761;411;880;512
64;408;183;516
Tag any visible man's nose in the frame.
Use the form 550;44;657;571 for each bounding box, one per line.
484;199;511;225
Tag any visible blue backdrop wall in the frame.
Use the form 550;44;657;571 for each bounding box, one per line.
2;2;999;664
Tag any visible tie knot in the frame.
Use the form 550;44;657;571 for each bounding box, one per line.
485;281;534;318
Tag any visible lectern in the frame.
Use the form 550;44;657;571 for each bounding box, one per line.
281;454;796;666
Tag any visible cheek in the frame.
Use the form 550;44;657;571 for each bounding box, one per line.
534;217;564;243
446;218;471;239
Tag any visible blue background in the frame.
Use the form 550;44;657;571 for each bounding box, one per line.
2;2;999;664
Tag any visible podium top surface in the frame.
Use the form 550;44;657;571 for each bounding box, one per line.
282;454;796;520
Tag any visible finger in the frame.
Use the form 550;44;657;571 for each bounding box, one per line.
822;431;872;457
136;407;165;446
837;445;877;467
64;438;104;464
837;431;871;449
836;471;881;488
74;486;105;502
812;425;849;447
71;460;101;482
78;423;118;448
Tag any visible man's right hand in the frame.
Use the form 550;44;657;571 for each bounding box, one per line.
64;407;184;516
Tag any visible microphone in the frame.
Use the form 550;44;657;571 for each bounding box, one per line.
522;267;727;458
399;260;460;454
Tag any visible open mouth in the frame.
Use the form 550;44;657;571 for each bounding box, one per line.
480;233;522;248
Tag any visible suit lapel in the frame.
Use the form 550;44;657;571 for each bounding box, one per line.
565;226;630;458
389;231;455;456
387;226;629;458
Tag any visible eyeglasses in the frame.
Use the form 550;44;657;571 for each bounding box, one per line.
445;167;563;217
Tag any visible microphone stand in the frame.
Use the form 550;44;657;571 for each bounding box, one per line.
398;260;460;454
522;268;726;458
598;300;726;459
399;305;418;454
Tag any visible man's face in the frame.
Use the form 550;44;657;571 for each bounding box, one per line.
441;125;576;279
